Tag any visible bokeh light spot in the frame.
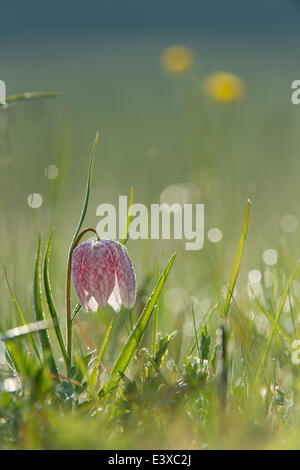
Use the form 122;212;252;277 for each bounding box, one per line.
161;46;194;74
280;214;298;233
263;249;278;266
45;164;59;179
203;71;245;103
207;228;222;243
27;193;43;209
248;269;262;284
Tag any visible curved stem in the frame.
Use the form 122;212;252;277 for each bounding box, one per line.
66;227;99;371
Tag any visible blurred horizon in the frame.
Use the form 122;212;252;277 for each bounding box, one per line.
1;0;300;38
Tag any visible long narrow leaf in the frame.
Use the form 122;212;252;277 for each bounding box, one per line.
71;303;82;321
224;200;251;317
44;229;70;370
33;235;58;375
153;255;161;355
0;320;52;342
106;253;176;391
96;318;114;368
121;187;134;245
4;91;59;106
71;132;99;248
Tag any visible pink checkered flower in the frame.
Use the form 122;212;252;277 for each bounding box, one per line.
71;239;136;313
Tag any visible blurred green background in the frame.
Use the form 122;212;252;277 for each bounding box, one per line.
1;0;300;365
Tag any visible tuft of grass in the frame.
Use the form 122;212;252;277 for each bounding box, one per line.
224;199;251;318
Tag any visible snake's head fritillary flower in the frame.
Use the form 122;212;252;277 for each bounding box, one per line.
71;239;136;313
203;72;245;104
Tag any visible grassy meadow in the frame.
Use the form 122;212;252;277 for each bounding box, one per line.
1;35;300;449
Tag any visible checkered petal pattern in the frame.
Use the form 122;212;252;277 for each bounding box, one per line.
71;239;136;313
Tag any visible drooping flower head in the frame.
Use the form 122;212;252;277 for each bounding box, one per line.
71;239;136;313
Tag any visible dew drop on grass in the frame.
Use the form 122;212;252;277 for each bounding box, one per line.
45;164;59;179
262;248;278;266
207;228;222;243
27;193;43;208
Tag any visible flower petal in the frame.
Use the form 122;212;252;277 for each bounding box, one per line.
92;241;116;308
107;275;122;313
104;240;136;309
71;242;93;312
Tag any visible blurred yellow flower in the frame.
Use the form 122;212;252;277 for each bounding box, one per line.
203;72;245;103
161;46;194;74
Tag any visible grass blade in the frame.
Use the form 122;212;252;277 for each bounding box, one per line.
224;200;251;317
257;263;298;380
121;187;134;245
192;303;201;359
71;303;82;321
251;289;292;345
3;91;59;107
33;235;58;375
0;320;52;342
70;132;99;248
153;255;161;355
106;253;177;391
95;318;114;369
44;229;70;370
